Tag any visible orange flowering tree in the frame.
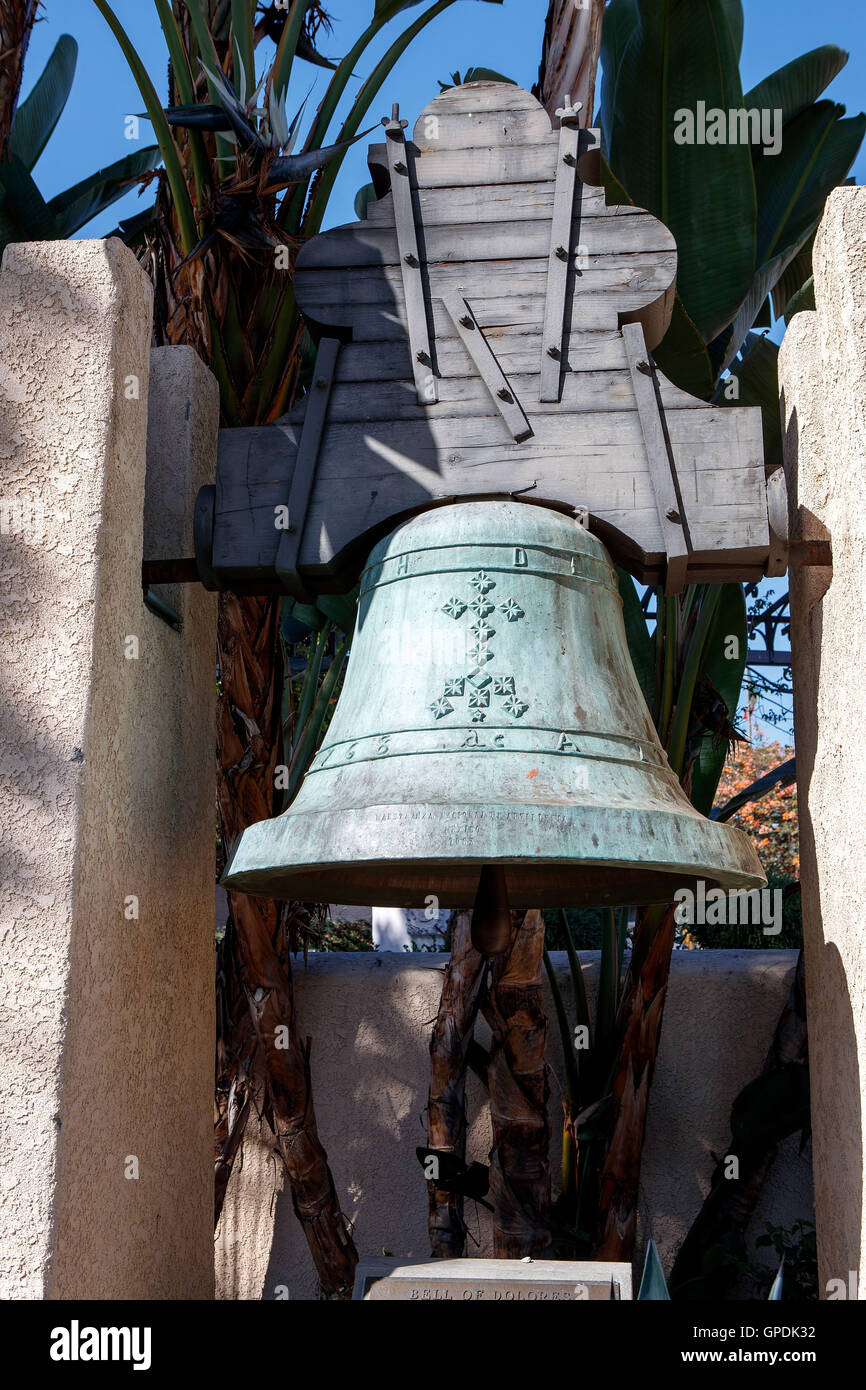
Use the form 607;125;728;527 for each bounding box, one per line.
715;738;798;880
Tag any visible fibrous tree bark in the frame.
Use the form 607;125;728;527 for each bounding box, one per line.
0;0;39;159
594;903;678;1260
534;0;605;126
216;591;357;1296
482;909;552;1257
426;911;486;1256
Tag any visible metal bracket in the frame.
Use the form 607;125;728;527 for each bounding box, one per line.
382;104;438;406
274;336;340;596
622;321;689;594
539;99;598;403
765;467;788;577
442;290;532;444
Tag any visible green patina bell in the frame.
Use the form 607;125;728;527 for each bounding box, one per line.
223;502;764;945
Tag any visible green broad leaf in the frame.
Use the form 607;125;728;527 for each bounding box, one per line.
316;591;359;635
8;35;78;172
771;229;815;318
753;295;772;328
744;46;849;131
755;102;866;267
638;1239;670;1300
269;125;378;187
47;146;162;237
688;582;747;817
165;104;234;133
722;332;782;474
599;152;633;209
616;567;654;710
285;601;327;636
715;328;780;459
598;0;639;152
295;31;339;71
784;275;815;323
439;67;515;90
106;201;158;248
720;0;744;61
608;0;756;344
715;230;814;373
0;155;61;251
354;182;378;220
652;293;716;401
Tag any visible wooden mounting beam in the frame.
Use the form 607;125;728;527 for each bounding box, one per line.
382;105;438;406
622;321;689;595
442;290;533;444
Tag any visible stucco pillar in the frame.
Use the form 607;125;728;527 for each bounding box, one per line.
779;186;866;1300
0;240;217;1298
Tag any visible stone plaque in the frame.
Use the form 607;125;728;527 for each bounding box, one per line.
353;1258;632;1301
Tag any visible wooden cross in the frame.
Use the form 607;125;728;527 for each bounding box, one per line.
200;82;785;601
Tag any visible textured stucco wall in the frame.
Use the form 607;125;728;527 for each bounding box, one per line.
780;186;866;1298
216;950;811;1300
0;241;217;1298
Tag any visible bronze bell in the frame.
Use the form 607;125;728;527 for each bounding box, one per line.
223;502;765;949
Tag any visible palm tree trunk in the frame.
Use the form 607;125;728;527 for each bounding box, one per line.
482;909;552;1257
214;918;256;1227
0;0;39;159
426;911;485;1255
216;591;357;1297
594;903;678;1260
534;0;605;124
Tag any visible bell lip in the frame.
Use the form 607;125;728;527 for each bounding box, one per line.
221;800;767;907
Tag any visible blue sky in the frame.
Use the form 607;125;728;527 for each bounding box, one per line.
22;0;866;238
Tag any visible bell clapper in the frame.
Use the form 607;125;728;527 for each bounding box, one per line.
471;865;512;956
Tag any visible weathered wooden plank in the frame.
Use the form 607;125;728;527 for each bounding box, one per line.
216;400;764;506
381;113;438;405
206;82;771;596
296;263;677;345
331;329;630;382
414;83;542;118
368;140;559;186
411;104;555;151
320;368;713;421
318;289;672;344
297;213;674;270
622;321;690;594
441;290;532;442
328;349;754;422
540;111;580;401
298;254;675;305
366;181;618;227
